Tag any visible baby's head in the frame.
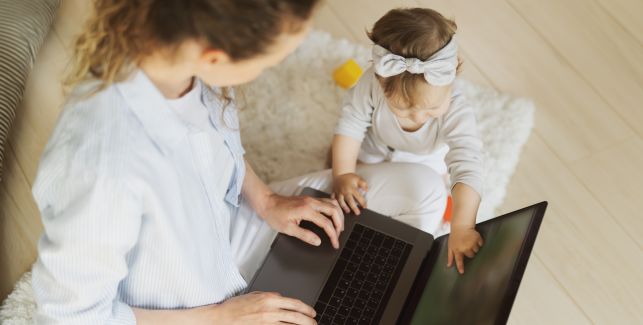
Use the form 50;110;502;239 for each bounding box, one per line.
368;8;462;122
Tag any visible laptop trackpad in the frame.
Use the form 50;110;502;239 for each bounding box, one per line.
248;221;340;306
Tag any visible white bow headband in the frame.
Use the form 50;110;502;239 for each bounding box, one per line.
372;36;458;86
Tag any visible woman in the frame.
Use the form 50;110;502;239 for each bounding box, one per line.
31;0;447;324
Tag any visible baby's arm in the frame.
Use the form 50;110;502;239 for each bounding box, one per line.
442;91;485;274
332;135;368;215
332;68;378;214
447;183;483;274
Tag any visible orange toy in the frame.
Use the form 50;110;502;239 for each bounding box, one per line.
442;195;453;222
333;59;363;89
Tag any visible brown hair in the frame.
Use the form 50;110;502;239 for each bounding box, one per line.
368;8;462;108
65;0;320;91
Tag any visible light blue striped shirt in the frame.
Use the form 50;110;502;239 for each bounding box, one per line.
31;71;250;324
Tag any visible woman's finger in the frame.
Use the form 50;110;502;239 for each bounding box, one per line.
346;194;360;215
318;198;345;232
304;212;339;249
337;194;350;213
287;223;322;247
271;295;316;318
265;311;315;325
320;197;340;208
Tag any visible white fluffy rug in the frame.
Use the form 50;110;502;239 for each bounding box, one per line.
0;30;534;323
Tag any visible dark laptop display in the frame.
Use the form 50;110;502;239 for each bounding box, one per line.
399;203;546;325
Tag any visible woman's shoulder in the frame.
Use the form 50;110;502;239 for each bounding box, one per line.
40;82;150;177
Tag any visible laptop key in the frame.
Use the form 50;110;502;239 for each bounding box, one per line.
383;237;394;248
354;298;367;310
333;314;347;324
320;315;333;325
359;315;373;324
372;233;384;246
344;294;356;306
328;296;342;307
314;301;327;315
367;298;379;309
338;305;351;316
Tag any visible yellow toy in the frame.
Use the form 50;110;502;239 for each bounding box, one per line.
333;59;363;89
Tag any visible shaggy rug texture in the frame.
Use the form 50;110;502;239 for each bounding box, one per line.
0;30;534;323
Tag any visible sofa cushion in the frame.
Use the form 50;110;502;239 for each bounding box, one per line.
0;0;60;181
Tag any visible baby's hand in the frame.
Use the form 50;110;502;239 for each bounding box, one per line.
332;173;368;215
447;225;484;274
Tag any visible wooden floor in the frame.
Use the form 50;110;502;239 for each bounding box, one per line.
1;0;642;323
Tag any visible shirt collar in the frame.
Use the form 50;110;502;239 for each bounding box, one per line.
116;70;189;155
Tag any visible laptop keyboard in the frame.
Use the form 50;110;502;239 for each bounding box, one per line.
314;223;412;325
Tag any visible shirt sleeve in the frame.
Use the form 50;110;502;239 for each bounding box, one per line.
442;92;484;197
31;154;143;325
334;69;377;141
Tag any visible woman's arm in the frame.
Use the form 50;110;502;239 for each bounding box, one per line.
241;159;344;248
132;292;317;325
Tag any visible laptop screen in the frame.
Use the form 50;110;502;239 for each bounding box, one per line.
401;204;544;325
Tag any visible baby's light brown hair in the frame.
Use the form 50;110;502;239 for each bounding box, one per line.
368;8;462;108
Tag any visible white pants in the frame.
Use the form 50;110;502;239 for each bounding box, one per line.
230;162;447;281
359;133;450;176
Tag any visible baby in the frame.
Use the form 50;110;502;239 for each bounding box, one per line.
331;8;484;274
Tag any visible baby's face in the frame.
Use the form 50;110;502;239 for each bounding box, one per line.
386;83;452;125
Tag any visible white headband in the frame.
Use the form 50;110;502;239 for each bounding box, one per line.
372;36;458;86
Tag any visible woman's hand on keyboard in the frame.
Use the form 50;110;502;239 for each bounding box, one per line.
208;291;317;324
262;193;344;249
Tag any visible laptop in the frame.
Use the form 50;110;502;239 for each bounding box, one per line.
247;187;547;325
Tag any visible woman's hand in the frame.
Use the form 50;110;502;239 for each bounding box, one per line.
332;173;368;215
262;193;344;249
205;291;317;324
447;225;484;274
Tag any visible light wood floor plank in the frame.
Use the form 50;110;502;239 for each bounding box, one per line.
325;0;420;45
507;0;643;138
414;0;634;163
313;2;358;42
507;255;591;325
593;0;643;46
500;134;643;324
570;137;643;250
